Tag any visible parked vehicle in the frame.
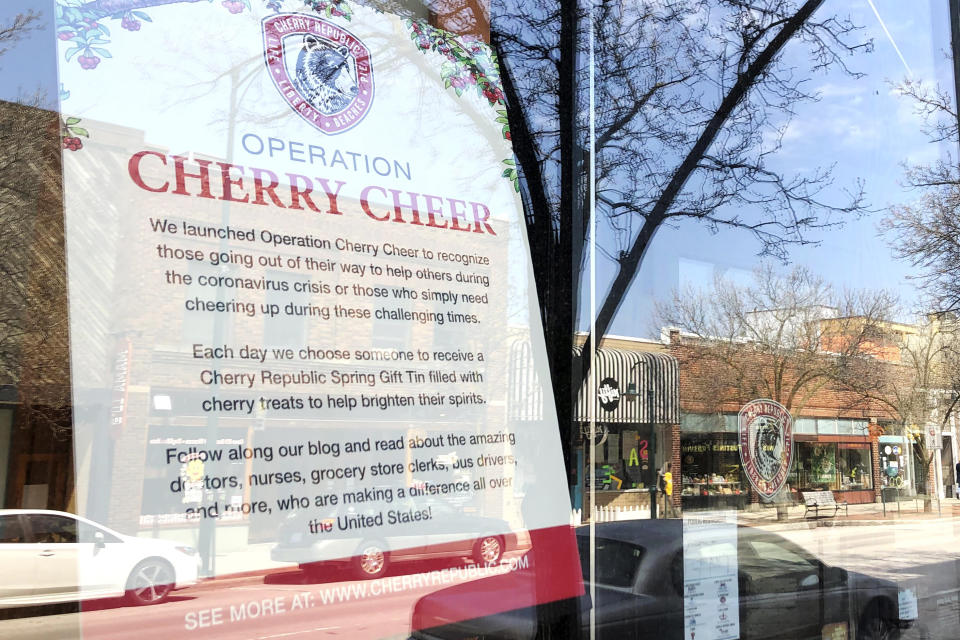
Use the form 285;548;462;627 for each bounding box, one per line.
0;509;199;608
272;495;518;579
408;520;914;640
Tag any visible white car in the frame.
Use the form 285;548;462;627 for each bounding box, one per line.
0;509;199;608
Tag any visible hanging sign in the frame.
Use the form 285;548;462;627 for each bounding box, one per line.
738;399;793;501
597;377;621;411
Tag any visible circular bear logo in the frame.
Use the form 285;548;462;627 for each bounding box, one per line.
263;13;374;134
738;399;793;501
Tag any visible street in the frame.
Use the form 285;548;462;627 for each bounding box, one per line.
780;519;960;639
2;519;960;639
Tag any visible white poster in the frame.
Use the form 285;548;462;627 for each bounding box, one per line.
57;0;581;633
683;511;740;640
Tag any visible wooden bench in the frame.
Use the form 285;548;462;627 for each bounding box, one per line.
801;490;848;519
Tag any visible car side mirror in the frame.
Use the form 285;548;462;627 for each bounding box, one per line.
798;573;819;589
94;531;105;549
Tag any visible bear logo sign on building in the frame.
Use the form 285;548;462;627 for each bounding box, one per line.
738;399;793;501
262;13;374;134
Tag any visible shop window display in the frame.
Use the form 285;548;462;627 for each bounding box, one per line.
587;425;654;491
793;443;839;491
680;435;746;509
838;445;873;491
792;441;874;494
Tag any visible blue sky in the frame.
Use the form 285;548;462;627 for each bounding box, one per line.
2;1;953;340
0;1;56;104
583;1;957;338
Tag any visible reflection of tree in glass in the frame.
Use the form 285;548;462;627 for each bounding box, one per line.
656;264;894;417
884;77;960;312
479;0;879;459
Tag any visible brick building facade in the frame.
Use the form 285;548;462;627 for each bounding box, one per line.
669;329;905;508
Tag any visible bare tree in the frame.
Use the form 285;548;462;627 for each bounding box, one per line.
882;74;960;312
882;164;960;314
656;264;896;416
495;2;871;343
882;81;960;311
840;314;960;496
0;10;39;61
485;0;876;465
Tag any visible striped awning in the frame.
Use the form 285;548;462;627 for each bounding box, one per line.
573;347;679;424
507;340;545;421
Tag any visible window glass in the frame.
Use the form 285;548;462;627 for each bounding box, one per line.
744;539;815;571
681;413;723;433
838;445;873;490
680;436;746;508
3;0;960;637
817;419;838;435
263;270;308;348
794;443;839;491
722;414;737;433
0;515;25;543
577;537;643;589
794;418;816;434
836;419;854;435
28;514;78;544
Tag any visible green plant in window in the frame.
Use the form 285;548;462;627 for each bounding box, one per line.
809;445;835;485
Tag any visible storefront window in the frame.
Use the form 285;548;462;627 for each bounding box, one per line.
587;424;654;491
838;444;873;491
793;441;873;494
794;442;839;491
680;412;724;433
794;417;816;434
836;418;866;436
817;418;838;435
680;434;747;510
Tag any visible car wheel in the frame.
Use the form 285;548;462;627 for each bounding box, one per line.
125;558;175;606
858;600;899;640
473;535;504;566
354;542;389;579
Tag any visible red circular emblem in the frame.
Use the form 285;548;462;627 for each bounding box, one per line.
262;13;374;134
738;399;793;501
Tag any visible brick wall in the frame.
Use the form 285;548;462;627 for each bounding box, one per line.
669;340;902;420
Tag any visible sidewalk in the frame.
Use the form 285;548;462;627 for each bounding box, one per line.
735;496;960;530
